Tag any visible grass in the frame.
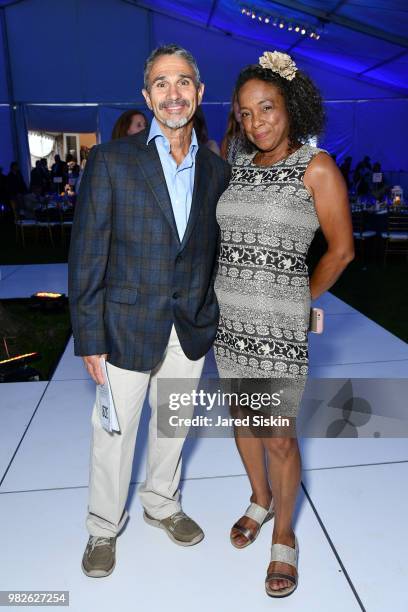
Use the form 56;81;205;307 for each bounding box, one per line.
0;298;72;380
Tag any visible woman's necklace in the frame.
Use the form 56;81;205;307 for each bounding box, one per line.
254;143;301;167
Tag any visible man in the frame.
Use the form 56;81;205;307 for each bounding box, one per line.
40;158;51;192
68;44;231;578
51;154;67;192
30;160;47;194
6;161;28;204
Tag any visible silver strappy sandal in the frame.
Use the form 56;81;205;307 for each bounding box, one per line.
230;499;275;549
265;534;299;597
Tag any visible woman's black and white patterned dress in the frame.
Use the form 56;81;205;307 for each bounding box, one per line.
213;144;326;416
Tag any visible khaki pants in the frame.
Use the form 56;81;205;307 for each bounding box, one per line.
86;324;205;537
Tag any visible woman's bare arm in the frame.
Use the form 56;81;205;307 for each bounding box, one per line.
304;152;355;301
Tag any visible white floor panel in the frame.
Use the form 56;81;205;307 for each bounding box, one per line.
0;265;23;281
313;292;358;315
0;263;68;298
304;461;408;612
0;270;404;609
52;337;91;381
300;438;408;470
310;359;408;377
0;379;244;492
0;380;98;492
309;313;408;366
0;381;48;481
3;378;407;494
0;476;361;612
4;369;408;492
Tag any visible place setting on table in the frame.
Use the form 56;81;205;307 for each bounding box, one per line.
349;185;408;264
350;186;407;229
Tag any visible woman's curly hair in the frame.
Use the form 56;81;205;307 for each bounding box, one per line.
235;64;325;151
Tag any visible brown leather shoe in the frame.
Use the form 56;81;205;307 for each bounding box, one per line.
81;536;116;578
143;510;204;546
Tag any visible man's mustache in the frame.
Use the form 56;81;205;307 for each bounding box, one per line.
159;99;190;109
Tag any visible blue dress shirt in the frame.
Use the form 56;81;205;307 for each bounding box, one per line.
147;117;198;241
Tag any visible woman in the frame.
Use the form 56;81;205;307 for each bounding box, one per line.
111;109;148;139
220;91;246;164
193;106;220;155
213;51;354;598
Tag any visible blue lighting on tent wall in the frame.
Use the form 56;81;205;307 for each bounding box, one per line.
0;0;406;177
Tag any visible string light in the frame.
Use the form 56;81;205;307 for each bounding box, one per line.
240;5;322;40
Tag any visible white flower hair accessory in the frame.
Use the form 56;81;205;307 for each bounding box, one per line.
259;51;298;81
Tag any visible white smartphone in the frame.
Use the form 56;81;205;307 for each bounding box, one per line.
309;307;324;333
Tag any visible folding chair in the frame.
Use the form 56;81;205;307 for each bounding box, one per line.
9;199;38;248
381;208;408;265
352;209;376;263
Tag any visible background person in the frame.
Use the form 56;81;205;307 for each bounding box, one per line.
111;109;149;139
193;106;220;155
6;161;28;207
220;90;246;164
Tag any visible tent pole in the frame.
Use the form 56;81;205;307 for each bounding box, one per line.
206;0;219;29
0;7;19;169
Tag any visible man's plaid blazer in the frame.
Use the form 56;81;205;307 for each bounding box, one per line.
68;128;231;371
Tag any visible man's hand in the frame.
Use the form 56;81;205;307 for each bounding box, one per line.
82;354;108;385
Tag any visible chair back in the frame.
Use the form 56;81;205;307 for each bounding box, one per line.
9;199;19;222
387;208;408;233
34;208;48;222
35;205;60;223
62;207;74;222
47;206;61;222
352;210;366;235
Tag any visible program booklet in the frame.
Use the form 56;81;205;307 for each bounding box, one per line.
96;358;121;433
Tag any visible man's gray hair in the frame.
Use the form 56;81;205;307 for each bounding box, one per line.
143;44;201;90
